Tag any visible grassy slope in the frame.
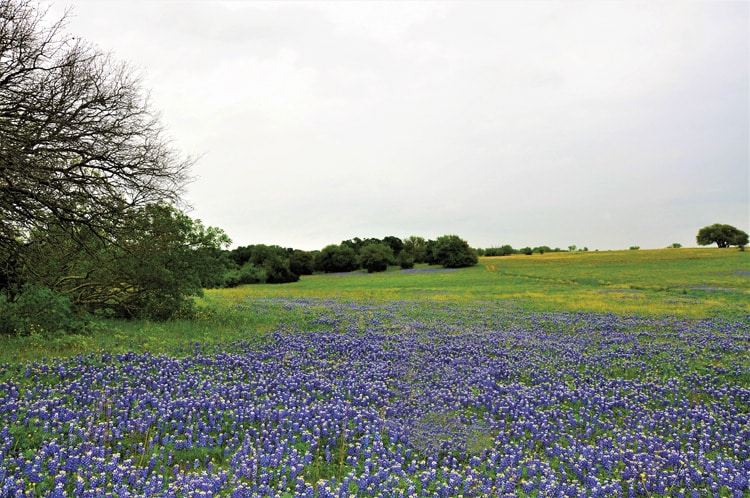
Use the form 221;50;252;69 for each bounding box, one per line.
1;248;747;363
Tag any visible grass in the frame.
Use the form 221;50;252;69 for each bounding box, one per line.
207;247;748;317
0;247;746;364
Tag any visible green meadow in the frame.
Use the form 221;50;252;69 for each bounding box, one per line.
1;247;747;363
205;247;748;317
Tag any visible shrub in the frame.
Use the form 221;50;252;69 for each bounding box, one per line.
263;255;299;284
289;250;315;275
0;285;86;336
398;250;415;269
315;244;359;273
433;235;478;268
224;263;267;287
359;243;394;273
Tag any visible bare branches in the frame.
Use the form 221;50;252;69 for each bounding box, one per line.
0;0;192;254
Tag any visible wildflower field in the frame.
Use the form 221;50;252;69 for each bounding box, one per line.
1;249;748;497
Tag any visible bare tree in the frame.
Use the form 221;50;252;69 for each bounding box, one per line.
0;0;192;256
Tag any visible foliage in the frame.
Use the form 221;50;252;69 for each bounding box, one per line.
519;246;533;255
533;245;553;254
263;254;299;284
0;0;191;260
398;250;415;269
223;263;267;287
358;242;394;273
314;244;359;273
0;285;86;336
289;250;315;276
696;223;749;248
226;244;300;284
403;236;428;263
381;235;404;256
668;242;682;248
483;245;515;256
15;203;231;322
432;235;478;268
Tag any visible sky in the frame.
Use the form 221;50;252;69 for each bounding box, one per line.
46;1;748;251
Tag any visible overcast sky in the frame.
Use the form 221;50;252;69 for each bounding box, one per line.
47;1;748;251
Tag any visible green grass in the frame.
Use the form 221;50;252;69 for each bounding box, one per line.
0;247;746;363
208;247;748;317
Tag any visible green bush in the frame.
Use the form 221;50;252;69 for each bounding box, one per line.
289;250;315;275
398;250;415;269
433;235;478;268
263;254;299;283
224;263;267;287
315;244;359;273
359;242;394;273
0;285;87;336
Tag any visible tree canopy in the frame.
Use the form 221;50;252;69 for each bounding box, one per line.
0;0;192;256
0;1;219;328
696;224;748;249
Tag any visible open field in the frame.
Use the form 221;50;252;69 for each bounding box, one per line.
0;248;748;496
203;248;749;319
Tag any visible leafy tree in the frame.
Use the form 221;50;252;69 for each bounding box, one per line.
20;203;231;320
0;1;191;260
520;247;533;255
433;235;478;268
224;263;266;287
696;224;749;249
382;236;404;256
359;242;394;273
263;254;299;284
315;244;359;273
424;239;439;265
398;250;415;269
403;236;428;263
668;243;682;248
289;250;315;276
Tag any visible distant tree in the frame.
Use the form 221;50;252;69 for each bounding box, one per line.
341;238;366;254
696;224;749;249
397;250;415;269
289;250;315;276
533;246;552;254
433;235;478;268
382;236;404;256
263;254;299;284
501;245;515;256
223;263;266;287
667;243;682;249
520;247;533;255
403;236;428;263
315;244;359;273
358;242;394;273
568;245;577;252
629;246;640;250
424;239;439;265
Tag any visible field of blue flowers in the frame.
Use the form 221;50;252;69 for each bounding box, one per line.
1;298;748;497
